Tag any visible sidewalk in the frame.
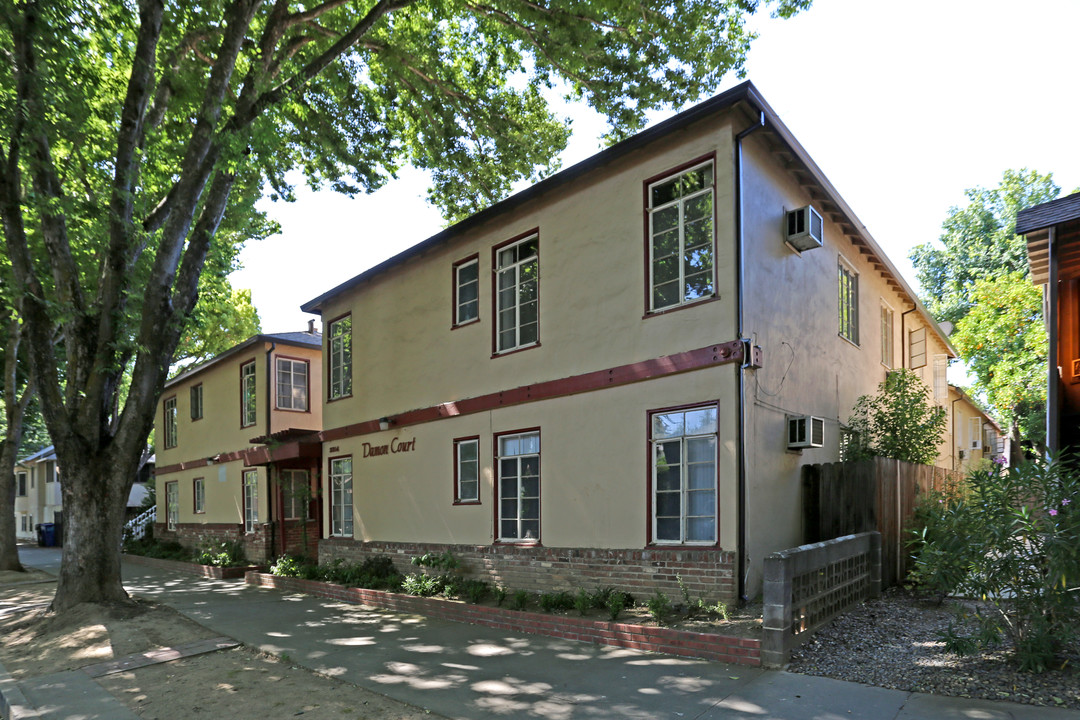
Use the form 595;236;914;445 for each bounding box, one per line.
5;546;1079;720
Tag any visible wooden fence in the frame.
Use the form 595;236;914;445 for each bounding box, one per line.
802;458;962;588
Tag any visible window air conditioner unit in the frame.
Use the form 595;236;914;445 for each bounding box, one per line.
785;205;824;252
788;415;825;449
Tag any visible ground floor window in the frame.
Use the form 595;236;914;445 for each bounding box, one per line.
243;470;258;533
281;469;311;520
454;437;480;504
650;404;718;544
193;477;205;514
20;515;27;532
497;430;540;542
330;458;353;537
166;481;179;531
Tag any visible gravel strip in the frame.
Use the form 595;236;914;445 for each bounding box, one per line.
788;588;1080;711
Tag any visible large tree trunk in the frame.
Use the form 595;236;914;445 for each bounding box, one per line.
0;315;33;573
0;440;24;573
50;452;138;611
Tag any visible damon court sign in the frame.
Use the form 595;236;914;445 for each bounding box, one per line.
362;437;417;458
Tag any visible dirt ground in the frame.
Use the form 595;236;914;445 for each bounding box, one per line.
0;569;440;719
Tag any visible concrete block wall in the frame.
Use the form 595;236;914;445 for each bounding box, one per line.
761;531;881;668
319;538;737;601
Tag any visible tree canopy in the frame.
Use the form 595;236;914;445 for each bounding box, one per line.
847;369;947;466
909;169;1061;447
0;0;810;610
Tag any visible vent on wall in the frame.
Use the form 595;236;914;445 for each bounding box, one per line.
788;415;825;449
785;205;824;252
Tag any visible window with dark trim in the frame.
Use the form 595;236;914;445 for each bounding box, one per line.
16;472;27;497
193;477;205;514
328;316;352;400
281;469;311;520
494;234;539;353
838;256;859;344
650;404;718;545
164;397;178;449
496;430;540;542
166;481;179;531
454;437;480;504
190;384;203;420
241;361;257;427
276;357;309;411
329;457;353;536
453;256;480;326
243;469;258;533
647;161;715;312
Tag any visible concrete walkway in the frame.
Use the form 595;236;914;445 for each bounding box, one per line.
5;545;1079;720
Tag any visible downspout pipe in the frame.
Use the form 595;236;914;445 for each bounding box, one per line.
950;397;961;471
266;342;277;560
735;108;765;604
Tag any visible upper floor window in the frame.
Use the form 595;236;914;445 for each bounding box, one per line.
241;361;257;427
933;354;948;402
969;416;983;451
454;437;480;504
909;327;927;369
276;357;309;411
648;161;715;312
16;471;27;497
454;256;480;326
650;404;718;545
838;256;859;344
880;303;894;368
494;234;539;353
328;316;352;400
164;397;178;449
190;384;203;420
44;460;57;483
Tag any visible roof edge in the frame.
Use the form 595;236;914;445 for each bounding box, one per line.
165;332;321;389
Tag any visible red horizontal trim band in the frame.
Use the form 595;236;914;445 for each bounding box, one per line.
319;340;744;444
156;450;249;476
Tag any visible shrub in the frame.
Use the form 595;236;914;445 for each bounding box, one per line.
846;369;947;465
590;587;633;611
510;589;530;611
270;554;314;578
574;588;591;616
402;573;444;597
124;537;191;561
909;456;1080;672
606;591;626;622
494;586;508;606
462;579;490;604
538;591;575;613
646;591;672;625
410;551;460;571
196;540;247;567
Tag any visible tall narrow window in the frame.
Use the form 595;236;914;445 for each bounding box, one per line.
909;327;927;369
276;358;309;411
243;470;258;533
241;361;257;427
45;461;56;483
329;316;352;400
933;354;948;401
497;431;540;541
454;257;480;326
838;256;859;344
166;481;179;531
16;472;27;497
193;477;205;514
495;234;539;353
454;437;480;504
648;161;715;311
281;469;310;520
330;458;353;537
163;397;178;449
190;384;203;420
880;304;894;368
651;405;718;544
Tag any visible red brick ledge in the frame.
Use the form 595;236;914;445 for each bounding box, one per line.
123;553;266;579
245;572;760;666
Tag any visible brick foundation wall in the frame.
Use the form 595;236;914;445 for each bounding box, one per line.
154;522;275;563
123;553;264;579
319;539;737;602
280;519;319;559
247;572;759;666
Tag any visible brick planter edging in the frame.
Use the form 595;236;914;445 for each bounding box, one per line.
123;553;266;579
246;572;760;666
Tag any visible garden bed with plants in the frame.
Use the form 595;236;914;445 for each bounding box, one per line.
251;552;762;665
123;538;265;579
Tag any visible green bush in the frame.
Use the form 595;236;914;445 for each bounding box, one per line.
590;587;633;611
574;588;591;616
462;579;490;604
401;573;444;597
646;591;672;625
537;591;575;613
494;586;508;606
124;537;191;561
606;591;626;622
195;540;247;567
510;589;530;611
909;456;1080;672
410;551;460;571
270;554;313;577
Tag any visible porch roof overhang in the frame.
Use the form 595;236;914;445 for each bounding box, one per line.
244;428;322;467
1019;193;1080;283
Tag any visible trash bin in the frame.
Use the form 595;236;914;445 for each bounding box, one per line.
36;523;44;547
40;523;56;547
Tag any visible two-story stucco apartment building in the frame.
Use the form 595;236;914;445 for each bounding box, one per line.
13;446;60;543
270;81;963;601
153;328;323;561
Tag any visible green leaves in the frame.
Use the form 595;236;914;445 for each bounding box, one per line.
847;369;947;466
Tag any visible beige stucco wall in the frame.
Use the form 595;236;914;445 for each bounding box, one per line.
319;115;738;430
157;462;265;527
323;365;739;550
738;132;958;592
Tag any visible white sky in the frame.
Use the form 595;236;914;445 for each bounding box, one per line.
232;0;1080;338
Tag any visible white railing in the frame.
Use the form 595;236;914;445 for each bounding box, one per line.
125;505;156;541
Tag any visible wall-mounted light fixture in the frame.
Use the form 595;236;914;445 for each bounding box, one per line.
378;417;393;431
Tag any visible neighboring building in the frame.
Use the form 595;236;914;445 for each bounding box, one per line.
943;385;1007;472
153;327;323;561
13;446;61;543
1017;193;1080;454
296;81;959;601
